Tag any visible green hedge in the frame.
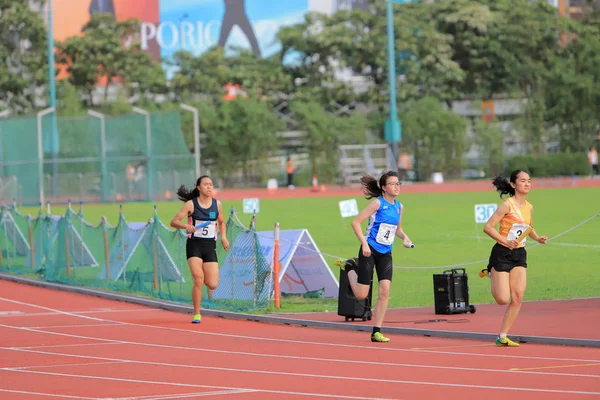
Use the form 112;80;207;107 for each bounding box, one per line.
504;152;589;177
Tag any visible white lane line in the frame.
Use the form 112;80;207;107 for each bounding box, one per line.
1;296;599;365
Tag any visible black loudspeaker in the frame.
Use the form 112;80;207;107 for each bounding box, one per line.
337;268;373;322
433;268;476;315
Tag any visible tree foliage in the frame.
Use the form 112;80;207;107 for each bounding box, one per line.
290;100;366;182
400;97;467;180
188;97;283;184
55;13;166;106
5;0;600;181
0;0;48;112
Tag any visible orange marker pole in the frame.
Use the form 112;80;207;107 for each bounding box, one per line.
273;222;281;309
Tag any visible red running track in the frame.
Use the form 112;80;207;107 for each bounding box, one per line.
0;280;599;400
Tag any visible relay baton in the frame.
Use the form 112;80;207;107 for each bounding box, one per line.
195;221;211;229
403;242;415;249
515;226;533;242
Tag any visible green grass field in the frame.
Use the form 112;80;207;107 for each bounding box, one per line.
11;186;600;313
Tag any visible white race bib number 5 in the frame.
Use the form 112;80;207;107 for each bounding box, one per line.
193;221;216;239
375;223;397;245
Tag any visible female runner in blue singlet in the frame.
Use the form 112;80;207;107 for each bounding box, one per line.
347;171;412;342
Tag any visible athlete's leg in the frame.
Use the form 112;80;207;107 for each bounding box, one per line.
499;266;527;335
348;251;374;300
372;279;390;328
347;271;371;300
188;257;204;315
203;261;219;291
490;268;511;305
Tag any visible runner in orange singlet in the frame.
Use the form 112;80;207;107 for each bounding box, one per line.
483;170;548;347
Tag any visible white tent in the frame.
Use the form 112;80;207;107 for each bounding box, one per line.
97;222;183;283
259;229;339;298
0;210;30;257
212;228;338;303
26;216;98;269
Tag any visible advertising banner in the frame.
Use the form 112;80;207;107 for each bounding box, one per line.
52;0;314;69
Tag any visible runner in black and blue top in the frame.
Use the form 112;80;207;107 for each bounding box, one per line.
170;175;229;324
364;195;402;255
346;171;413;343
187;196;219;248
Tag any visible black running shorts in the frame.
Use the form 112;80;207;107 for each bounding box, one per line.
487;243;527;273
356;244;393;285
186;239;218;262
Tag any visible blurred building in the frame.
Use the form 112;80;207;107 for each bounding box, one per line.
568;0;600;19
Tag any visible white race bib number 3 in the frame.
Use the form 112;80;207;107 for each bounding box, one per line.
193;221;216;239
375;223;397;245
507;223;530;244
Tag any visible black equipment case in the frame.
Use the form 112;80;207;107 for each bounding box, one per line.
337;261;372;322
433;268;476;315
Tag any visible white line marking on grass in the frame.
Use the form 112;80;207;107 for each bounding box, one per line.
548;242;600;249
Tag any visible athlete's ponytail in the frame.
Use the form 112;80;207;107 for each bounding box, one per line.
491;169;528;198
361;171;398;200
176;175;211;202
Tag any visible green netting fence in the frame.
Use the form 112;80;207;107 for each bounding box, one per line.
0;111;195;206
0;203;273;312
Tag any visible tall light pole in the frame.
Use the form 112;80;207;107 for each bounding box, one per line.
385;0;401;164
385;0;415;165
47;0;59;195
47;0;56;113
0;110;10;178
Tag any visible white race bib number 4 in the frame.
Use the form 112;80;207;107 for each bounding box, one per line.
375;223;397;245
193;221;216;239
507;223;530;244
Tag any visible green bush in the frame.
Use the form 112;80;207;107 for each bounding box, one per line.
504;152;589;177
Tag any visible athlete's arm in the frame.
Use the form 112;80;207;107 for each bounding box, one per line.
395;206;411;244
527;206;548;244
351;199;380;257
483;201;518;249
217;200;230;251
170;201;194;233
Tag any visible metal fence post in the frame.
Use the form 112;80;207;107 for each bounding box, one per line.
180;104;201;178
36;107;55;206
87;110;108;202
132;107;152;201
